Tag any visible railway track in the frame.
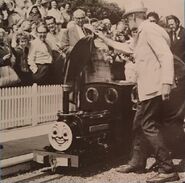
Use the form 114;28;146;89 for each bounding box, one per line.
1;159;185;183
1;167;64;183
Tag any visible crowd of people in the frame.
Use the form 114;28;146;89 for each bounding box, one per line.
0;0;185;183
0;0;72;86
0;0;184;87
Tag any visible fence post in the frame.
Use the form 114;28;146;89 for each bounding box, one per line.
32;83;38;126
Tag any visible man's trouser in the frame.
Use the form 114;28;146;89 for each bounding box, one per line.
32;64;52;85
162;79;185;155
129;96;175;173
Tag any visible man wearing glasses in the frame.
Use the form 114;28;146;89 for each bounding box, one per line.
61;9;86;55
28;23;53;85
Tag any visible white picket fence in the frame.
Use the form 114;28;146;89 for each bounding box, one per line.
0;84;64;130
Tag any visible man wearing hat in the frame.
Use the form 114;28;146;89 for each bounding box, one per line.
95;0;180;182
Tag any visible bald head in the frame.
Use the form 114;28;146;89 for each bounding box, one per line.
73;9;85;18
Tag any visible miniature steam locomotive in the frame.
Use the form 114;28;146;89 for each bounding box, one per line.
33;35;135;171
33;81;135;170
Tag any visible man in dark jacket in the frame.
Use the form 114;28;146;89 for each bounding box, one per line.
166;15;185;63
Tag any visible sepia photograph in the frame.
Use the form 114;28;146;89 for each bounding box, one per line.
0;0;185;182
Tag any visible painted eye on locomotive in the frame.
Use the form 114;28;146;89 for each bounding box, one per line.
105;88;118;104
85;87;99;103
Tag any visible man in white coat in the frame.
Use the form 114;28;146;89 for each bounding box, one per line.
95;0;180;182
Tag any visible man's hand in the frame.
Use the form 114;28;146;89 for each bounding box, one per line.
162;84;172;101
95;31;105;40
3;54;11;60
31;66;38;74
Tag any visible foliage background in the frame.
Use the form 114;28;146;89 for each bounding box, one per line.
56;0;124;24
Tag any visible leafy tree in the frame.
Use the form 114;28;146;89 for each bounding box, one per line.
29;0;124;24
59;0;124;24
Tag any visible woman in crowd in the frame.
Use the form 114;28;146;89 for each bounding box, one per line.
27;5;42;23
12;32;32;85
0;28;20;87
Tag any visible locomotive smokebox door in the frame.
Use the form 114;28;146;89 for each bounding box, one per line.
80;81;135;154
80;81;134;112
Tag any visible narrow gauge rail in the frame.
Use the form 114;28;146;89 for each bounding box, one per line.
1;167;64;183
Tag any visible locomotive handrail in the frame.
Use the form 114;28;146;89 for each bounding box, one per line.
84;80;136;86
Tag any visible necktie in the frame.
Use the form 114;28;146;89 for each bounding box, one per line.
172;31;177;42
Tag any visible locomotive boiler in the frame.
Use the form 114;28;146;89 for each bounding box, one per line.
34;81;135;170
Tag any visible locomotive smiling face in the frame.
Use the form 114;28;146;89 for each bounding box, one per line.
48;122;73;151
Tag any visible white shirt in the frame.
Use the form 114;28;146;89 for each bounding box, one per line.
46;30;65;51
28;38;52;73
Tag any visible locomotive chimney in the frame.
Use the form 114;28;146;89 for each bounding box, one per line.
63;85;71;114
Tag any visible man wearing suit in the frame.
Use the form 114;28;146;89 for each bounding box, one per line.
166;15;185;157
166;15;185;63
95;1;180;182
61;9;86;55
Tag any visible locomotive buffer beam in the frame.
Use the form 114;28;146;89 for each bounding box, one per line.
33;150;79;169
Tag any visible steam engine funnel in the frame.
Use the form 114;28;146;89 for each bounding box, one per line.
63;85;71;114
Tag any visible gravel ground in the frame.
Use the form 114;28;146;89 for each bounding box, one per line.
2;158;185;183
51;158;185;183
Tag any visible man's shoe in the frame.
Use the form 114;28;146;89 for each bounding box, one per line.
116;164;145;173
146;172;180;183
